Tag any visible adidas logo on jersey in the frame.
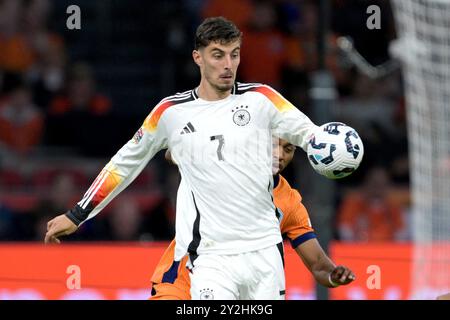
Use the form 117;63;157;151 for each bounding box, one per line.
180;122;196;135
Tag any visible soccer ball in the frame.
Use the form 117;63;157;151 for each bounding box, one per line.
307;122;364;179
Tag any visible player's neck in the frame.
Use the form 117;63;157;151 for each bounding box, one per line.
197;80;232;101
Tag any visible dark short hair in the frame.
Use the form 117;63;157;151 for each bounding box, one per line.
194;17;242;50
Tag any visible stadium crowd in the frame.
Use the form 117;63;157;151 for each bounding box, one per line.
0;0;410;242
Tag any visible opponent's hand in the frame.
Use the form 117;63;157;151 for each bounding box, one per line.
437;292;450;300
44;214;78;244
330;265;356;286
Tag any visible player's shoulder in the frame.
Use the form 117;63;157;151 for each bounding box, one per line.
235;82;264;94
144;89;196;128
156;89;197;109
234;82;278;95
277;174;303;201
277;174;295;190
235;82;290;110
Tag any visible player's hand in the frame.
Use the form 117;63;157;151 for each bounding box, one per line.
437;292;450;300
330;265;356;286
44;214;78;244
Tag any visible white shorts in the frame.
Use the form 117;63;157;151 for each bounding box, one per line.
188;243;285;300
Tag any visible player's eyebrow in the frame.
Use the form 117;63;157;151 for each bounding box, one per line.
284;144;295;150
210;46;240;54
210;48;225;54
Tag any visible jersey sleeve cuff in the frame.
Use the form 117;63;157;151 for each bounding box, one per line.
290;231;317;248
65;205;89;226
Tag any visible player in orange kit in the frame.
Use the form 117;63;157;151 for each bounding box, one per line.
150;138;355;300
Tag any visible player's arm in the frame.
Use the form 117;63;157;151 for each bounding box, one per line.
295;238;355;287
282;190;355;287
45;104;169;243
258;84;318;151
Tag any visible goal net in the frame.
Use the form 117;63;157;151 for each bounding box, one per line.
390;0;450;299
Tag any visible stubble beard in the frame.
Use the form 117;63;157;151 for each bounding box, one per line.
212;81;234;93
205;72;234;93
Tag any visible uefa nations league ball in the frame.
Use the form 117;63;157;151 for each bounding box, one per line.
307;122;364;179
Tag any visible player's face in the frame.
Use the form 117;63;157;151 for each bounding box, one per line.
194;40;241;92
273;139;296;174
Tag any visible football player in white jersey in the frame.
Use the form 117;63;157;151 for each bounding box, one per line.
45;17;320;300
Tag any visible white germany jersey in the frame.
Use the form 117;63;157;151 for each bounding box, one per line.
66;82;317;260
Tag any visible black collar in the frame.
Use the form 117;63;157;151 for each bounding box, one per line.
273;174;280;189
192;83;237;99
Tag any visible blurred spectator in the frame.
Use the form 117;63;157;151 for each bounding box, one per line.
142;195;175;241
106;197;146;241
294;1;347;94
0;70;3;92
67;193;177;242
0;202;15;240
0;82;44;155
103;194;175;241
334;73;404;170
276;0;302;35
202;0;254;30
49;63;111;116
0;0;35;73
337;166;407;242
0;167;25;191
239;0;306;88
45;63;112;156
30;173;78;240
23;0;67;108
337;74;398;134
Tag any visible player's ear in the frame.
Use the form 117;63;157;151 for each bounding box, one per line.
192;50;202;67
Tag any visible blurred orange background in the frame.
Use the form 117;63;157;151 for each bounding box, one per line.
0;242;414;300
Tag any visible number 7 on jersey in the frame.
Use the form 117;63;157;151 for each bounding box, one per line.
210;135;225;161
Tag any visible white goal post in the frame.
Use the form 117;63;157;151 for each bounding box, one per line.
390;0;450;299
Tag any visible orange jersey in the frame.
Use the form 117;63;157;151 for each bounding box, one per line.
149;174;316;300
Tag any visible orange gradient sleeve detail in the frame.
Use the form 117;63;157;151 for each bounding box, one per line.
90;168;123;207
144;101;174;132
252;86;295;113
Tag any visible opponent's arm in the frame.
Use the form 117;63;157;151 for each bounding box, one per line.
295;238;355;288
282;189;355;288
